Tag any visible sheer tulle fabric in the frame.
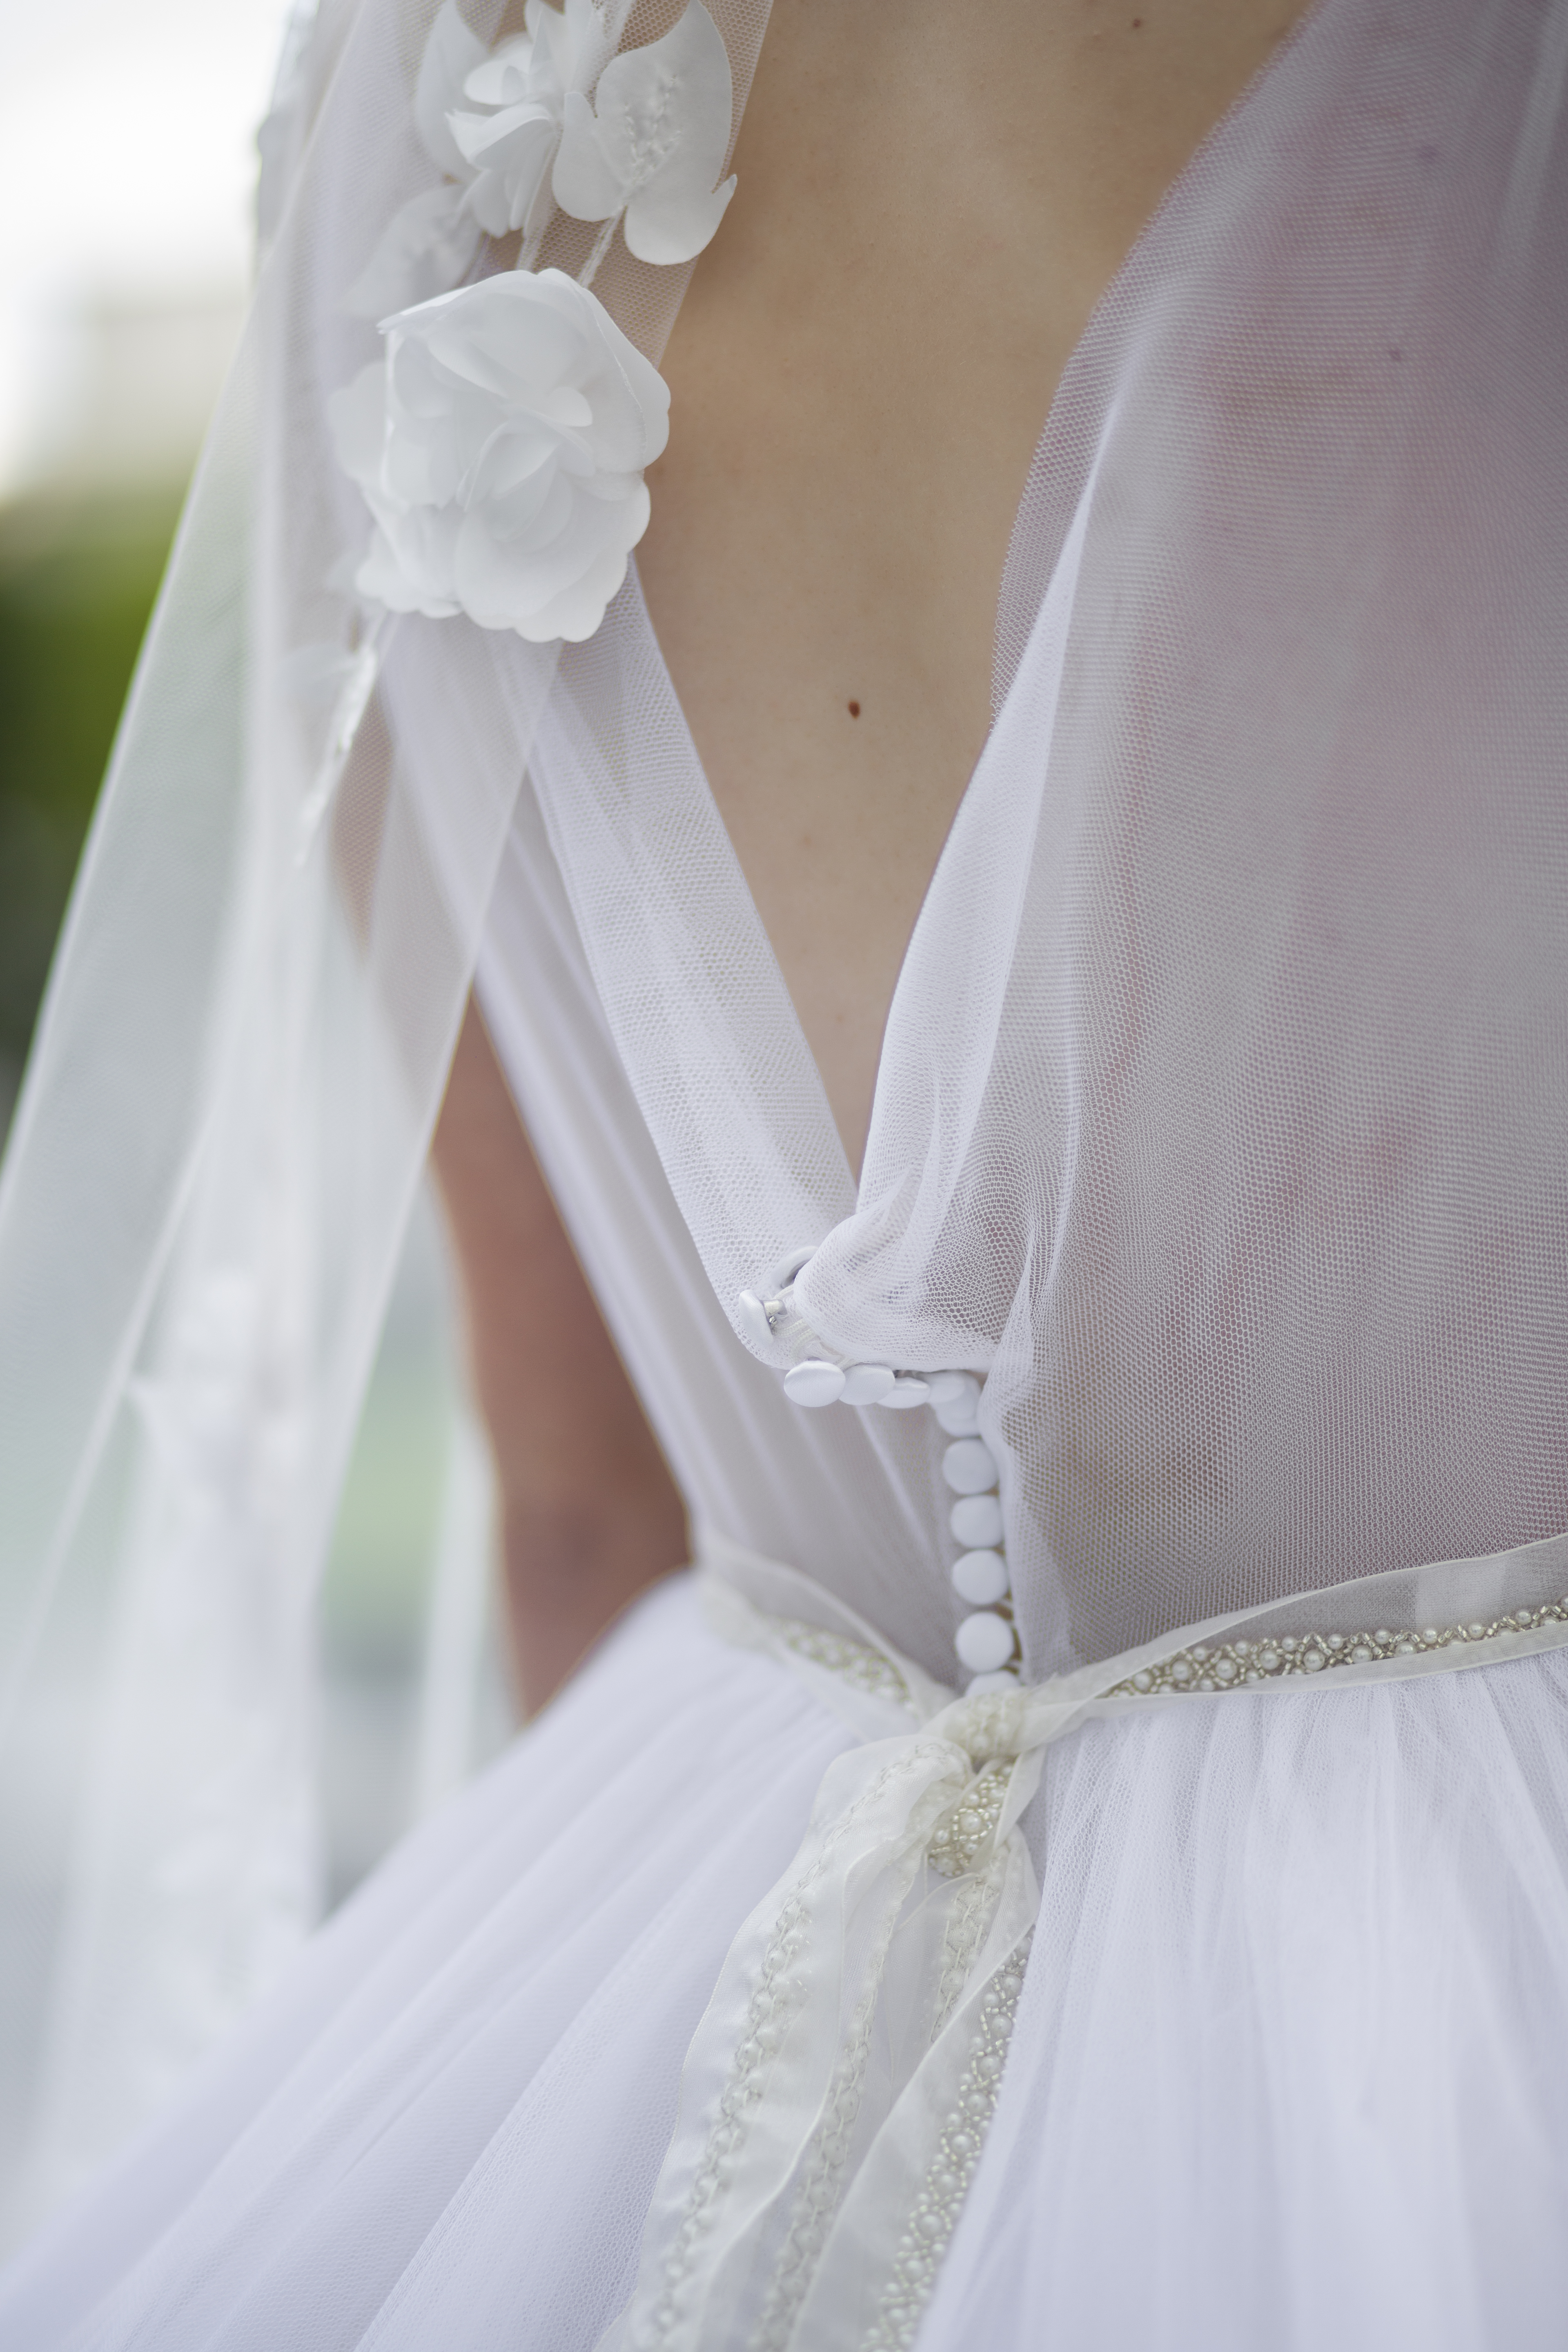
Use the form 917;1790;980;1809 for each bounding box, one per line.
0;1581;858;2349
931;1646;1568;2352
522;0;1568;1674
4;1583;1568;2349
0;0;775;2219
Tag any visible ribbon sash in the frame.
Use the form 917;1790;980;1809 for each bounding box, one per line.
601;1526;1568;2350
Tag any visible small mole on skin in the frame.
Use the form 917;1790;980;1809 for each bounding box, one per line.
1131;16;1143;26
847;699;861;718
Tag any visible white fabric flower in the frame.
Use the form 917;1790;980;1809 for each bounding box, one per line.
448;0;606;242
330;267;670;645
412;0;489;180
552;0;736;266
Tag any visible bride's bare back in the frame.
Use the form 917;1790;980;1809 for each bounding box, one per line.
640;0;1307;1175
436;0;1309;1704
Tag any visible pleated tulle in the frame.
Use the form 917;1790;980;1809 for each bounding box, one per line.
0;1577;854;2351
5;1576;1568;2351
928;1645;1568;2352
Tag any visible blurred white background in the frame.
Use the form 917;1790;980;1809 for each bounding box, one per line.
0;0;292;495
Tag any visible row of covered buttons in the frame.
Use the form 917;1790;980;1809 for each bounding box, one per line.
737;1252;1021;1694
931;1377;1020;1694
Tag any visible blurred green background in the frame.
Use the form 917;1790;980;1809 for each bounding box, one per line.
0;479;508;1902
0;489;183;1134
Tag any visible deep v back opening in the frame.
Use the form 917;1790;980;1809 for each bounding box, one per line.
619;0;1319;1193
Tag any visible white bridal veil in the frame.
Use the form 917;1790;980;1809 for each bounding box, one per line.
0;0;1564;2247
0;0;766;2228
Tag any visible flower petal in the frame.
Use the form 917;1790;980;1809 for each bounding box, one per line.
539;0;615;98
551;1;735;259
461;31;537;108
551;87;629;222
624;170;735;266
414;0;488;179
448;99;552;169
451;104;561;235
592;2;733;201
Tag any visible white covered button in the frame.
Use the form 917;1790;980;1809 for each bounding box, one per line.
951;1548;1010;1606
931;1373;982;1430
840;1363;895;1407
924;1370;971;1406
783;1359;846;1407
876;1375;931;1410
955;1610;1016;1673
966;1667;1021;1695
736;1290;773;1350
942;1437;999;1495
765;1244;817;1293
950;1493;1004;1548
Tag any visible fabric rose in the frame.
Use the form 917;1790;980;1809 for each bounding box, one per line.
330;267;670;645
448;0;606;243
552;0;736;265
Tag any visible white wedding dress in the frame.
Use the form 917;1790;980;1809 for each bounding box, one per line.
2;0;1567;2341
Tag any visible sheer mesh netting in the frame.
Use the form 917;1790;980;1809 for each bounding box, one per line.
0;0;1564;2332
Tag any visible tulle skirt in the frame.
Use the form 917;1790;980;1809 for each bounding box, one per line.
4;1568;1567;2351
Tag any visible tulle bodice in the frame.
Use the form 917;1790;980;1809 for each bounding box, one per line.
475;575;971;1684
470;0;1568;1683
479;93;1568;1674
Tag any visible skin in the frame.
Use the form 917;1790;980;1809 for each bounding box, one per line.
433;0;1312;1714
430;1002;691;1715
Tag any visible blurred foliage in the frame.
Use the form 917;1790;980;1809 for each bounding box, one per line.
323;1350;450;1678
0;490;183;1123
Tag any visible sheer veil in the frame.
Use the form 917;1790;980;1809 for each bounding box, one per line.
0;0;771;2231
0;0;1564;2248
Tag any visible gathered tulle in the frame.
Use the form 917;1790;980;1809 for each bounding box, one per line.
0;1577;854;2351
933;1646;1568;2352
4;1577;1567;2350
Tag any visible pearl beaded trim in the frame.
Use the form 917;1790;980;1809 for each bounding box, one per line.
716;1594;1031;2349
643;1746;918;2343
771;1617;916;1711
754;1882;911;2350
760;1615;1018;1891
686;1527;1568;2352
1105;1598;1568;1697
926;1758;1011;1880
860;1938;1032;2352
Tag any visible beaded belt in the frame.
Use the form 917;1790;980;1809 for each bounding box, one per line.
601;1524;1568;2352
